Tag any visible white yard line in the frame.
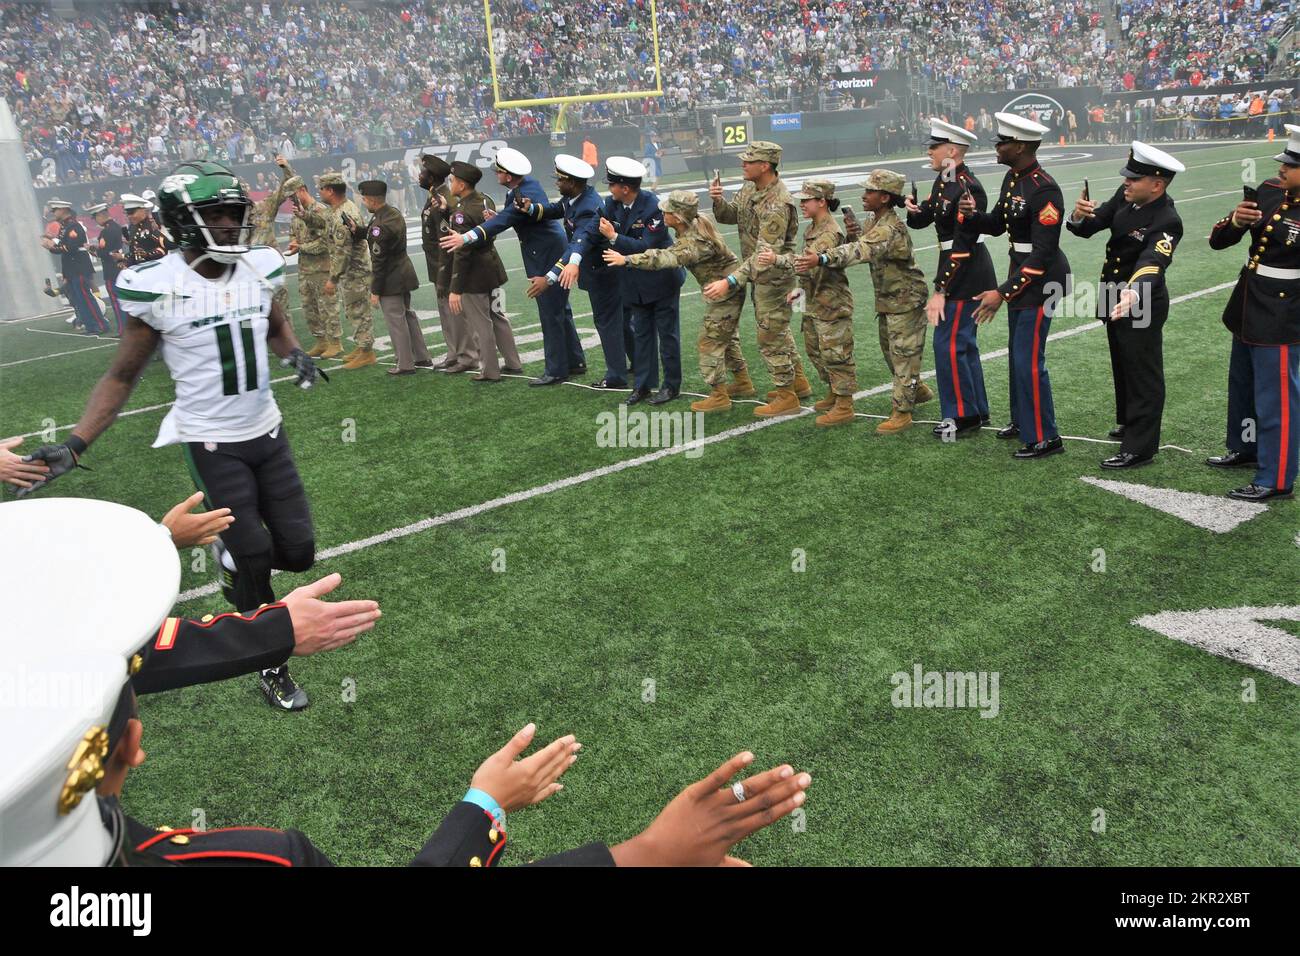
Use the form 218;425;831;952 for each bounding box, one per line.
172;277;1239;604
1;342;116;368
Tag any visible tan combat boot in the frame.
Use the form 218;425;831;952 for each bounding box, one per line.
342;348;377;370
340;346;362;362
726;369;757;398
876;410;913;434
791;367;814;399
816;395;855;427
813;388;837;412
914;382;935;405
320;338;343;359
691;386;732;413
307;340;327;357
754;387;800;417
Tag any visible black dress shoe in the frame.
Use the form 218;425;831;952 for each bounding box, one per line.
569;364;588;375
996;422;1020;439
1107;424;1126;438
624;388;651;406
932;415;981;439
1227;483;1294;502
1206;451;1258;469
529;374;566;387
647;387;679;405
1101;451;1152;469
1013;436;1065;459
590;378;628;390
414;359;435;368
980;415;991;426
501;366;524;375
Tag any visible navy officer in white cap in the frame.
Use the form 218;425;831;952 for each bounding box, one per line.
1205;123;1300;501
907;118;996;438
959;112;1072;459
597;155;684;404
1068;141;1185;469
441;147;586;385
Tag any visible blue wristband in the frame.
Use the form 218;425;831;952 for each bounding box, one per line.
819;253;829;266
463;788;505;825
727;275;737;287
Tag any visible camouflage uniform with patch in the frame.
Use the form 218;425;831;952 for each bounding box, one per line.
316;173;373;351
780;181;857;396
624;192;747;387
712;142;804;391
288;179;339;351
820;170;929;412
249;163;296;316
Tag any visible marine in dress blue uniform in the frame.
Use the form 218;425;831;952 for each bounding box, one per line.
43;199;108;334
960;112;1071;458
1067;142;1186;468
908;119;996;436
602;155;684;404
1205;124;1300;501
445;148;586;385
90;203;128;334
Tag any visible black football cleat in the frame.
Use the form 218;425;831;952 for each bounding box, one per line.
1227;483;1294;502
1101;451;1152;469
1107;424;1126;438
260;665;309;711
1013;436;1065;459
1206;451;1258;469
996;422;1020;439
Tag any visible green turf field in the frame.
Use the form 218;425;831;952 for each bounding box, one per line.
3;139;1297;865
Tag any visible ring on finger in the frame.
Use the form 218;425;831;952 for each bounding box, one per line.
731;782;746;803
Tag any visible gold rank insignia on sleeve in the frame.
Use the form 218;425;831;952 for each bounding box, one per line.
1155;235;1174;257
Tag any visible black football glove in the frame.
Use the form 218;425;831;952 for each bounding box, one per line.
282;347;330;389
14;441;89;498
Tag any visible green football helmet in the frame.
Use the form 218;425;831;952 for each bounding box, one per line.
155;161;255;263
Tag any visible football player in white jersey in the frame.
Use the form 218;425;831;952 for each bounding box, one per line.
18;161;329;711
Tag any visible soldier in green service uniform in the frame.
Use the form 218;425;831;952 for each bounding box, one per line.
287;175;342;359
603;191;751;413
310;172;375;369
796;169;930;434
759;180;856;427
704;141;813;417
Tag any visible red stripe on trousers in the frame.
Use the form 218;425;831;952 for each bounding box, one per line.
1280;344;1291;490
951;301;965;417
1031;306;1045;442
78;276;105;331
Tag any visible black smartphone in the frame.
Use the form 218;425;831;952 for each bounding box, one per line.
1243;185;1258;203
1082;178;1090;201
841;205;857;223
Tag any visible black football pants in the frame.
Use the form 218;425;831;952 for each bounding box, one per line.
183;426;316;611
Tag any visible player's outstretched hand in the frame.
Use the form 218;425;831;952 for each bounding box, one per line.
282;347;330;389
469;723;582;814
608;752;811;867
161;492;233;548
284;572;381;655
0;436;50;490
14;441;85;498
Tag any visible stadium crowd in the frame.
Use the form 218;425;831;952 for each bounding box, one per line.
4;0;1295;187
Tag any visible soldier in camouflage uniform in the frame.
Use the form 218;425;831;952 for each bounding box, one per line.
248;156;297;318
761;180;857;427
705;141;812;417
603;191;749;413
311;172;375;368
287;176;341;358
797;169;930;433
